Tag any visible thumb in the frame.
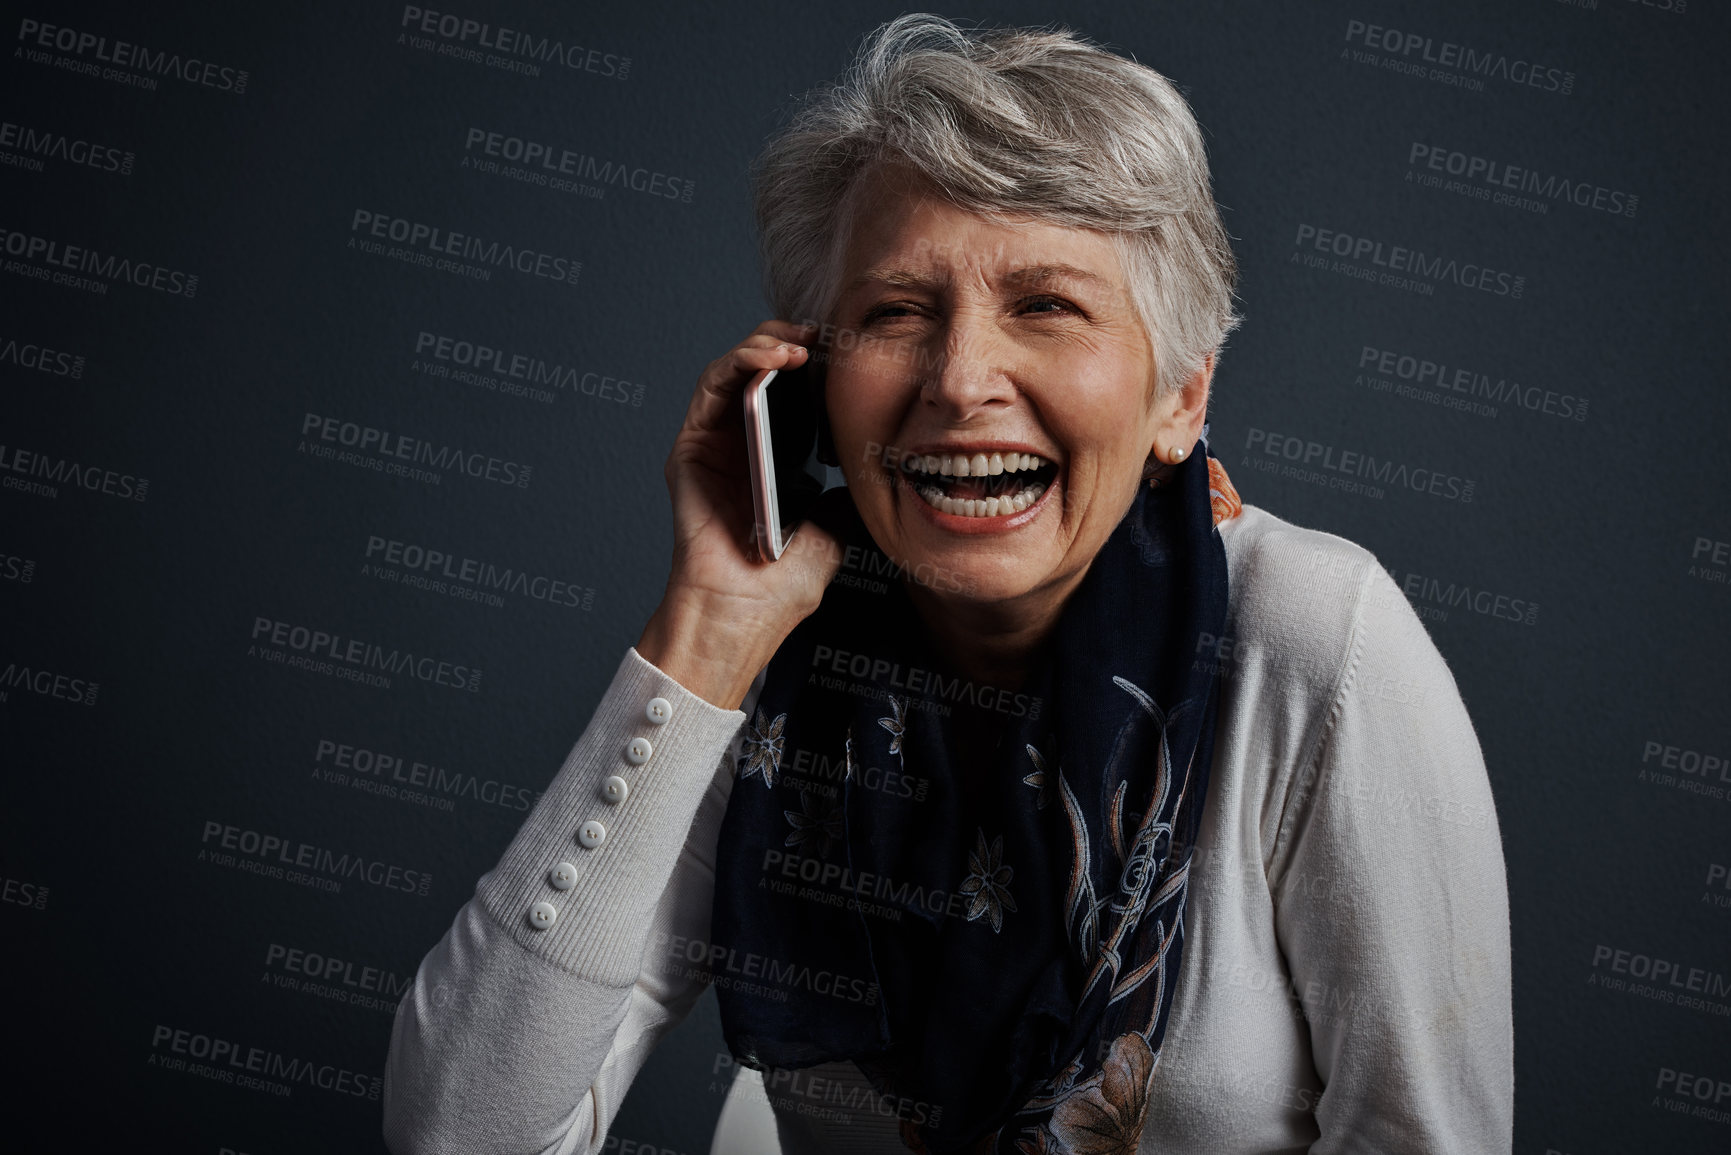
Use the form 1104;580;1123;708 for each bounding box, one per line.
780;519;845;595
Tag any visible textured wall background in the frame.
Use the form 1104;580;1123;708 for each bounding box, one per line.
2;1;1726;1151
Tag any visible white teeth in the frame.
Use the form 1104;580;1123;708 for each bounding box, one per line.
911;480;1046;519
901;448;1057;520
918;451;1053;476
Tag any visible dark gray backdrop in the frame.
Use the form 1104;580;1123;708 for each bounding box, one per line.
2;0;1726;1151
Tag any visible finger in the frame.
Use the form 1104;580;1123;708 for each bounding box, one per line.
751;319;822;344
682;341;812;434
778;520;844;587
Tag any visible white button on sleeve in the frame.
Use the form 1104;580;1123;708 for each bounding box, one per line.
625;737;653;765
601;775;630;805
528;902;558;930
645;697;672;725
549;862;577;890
577;820;607;850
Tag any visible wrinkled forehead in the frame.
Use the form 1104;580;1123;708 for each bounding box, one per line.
837;175;1127;296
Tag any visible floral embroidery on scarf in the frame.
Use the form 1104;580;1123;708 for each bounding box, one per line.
783;787;845;857
1031;1033;1155;1155
994;674;1195;1149
960;828;1018;933
737;708;787;787
1022;743;1055;810
879;696;908;759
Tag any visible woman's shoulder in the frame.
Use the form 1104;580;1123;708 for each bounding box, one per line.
1215;502;1423;703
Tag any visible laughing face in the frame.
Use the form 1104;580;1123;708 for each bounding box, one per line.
822;170;1207;617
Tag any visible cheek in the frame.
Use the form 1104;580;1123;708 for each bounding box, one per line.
828;378;904;475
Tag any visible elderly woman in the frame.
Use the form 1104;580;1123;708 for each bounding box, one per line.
383;15;1512;1155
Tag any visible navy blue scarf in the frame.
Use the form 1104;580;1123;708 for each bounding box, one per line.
711;447;1229;1154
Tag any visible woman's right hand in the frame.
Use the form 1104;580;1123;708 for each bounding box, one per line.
635;320;844;710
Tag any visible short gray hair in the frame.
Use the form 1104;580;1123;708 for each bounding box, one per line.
753;13;1240;398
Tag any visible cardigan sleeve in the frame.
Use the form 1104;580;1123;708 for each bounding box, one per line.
1266;564;1514;1154
381;647;755;1155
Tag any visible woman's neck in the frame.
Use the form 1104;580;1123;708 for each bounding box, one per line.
904;573;1080;694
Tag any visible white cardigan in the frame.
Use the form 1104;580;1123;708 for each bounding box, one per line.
381;503;1514;1154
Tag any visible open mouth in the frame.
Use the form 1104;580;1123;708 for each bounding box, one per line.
897;450;1059;519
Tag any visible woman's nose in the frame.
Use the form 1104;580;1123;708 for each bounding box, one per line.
920;317;1016;419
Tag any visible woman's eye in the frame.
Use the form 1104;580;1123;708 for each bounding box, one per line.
1019;296;1071;315
863;303;918;322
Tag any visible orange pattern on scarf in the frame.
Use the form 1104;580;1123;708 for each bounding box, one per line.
1207;456;1242;526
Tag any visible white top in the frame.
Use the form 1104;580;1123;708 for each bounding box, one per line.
381;503;1514;1155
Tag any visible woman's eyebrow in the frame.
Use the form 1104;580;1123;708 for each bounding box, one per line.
999;263;1107;290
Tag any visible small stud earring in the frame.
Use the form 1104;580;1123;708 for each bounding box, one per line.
1171;445;1186;462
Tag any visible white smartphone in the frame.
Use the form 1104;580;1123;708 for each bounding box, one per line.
742;361;827;561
